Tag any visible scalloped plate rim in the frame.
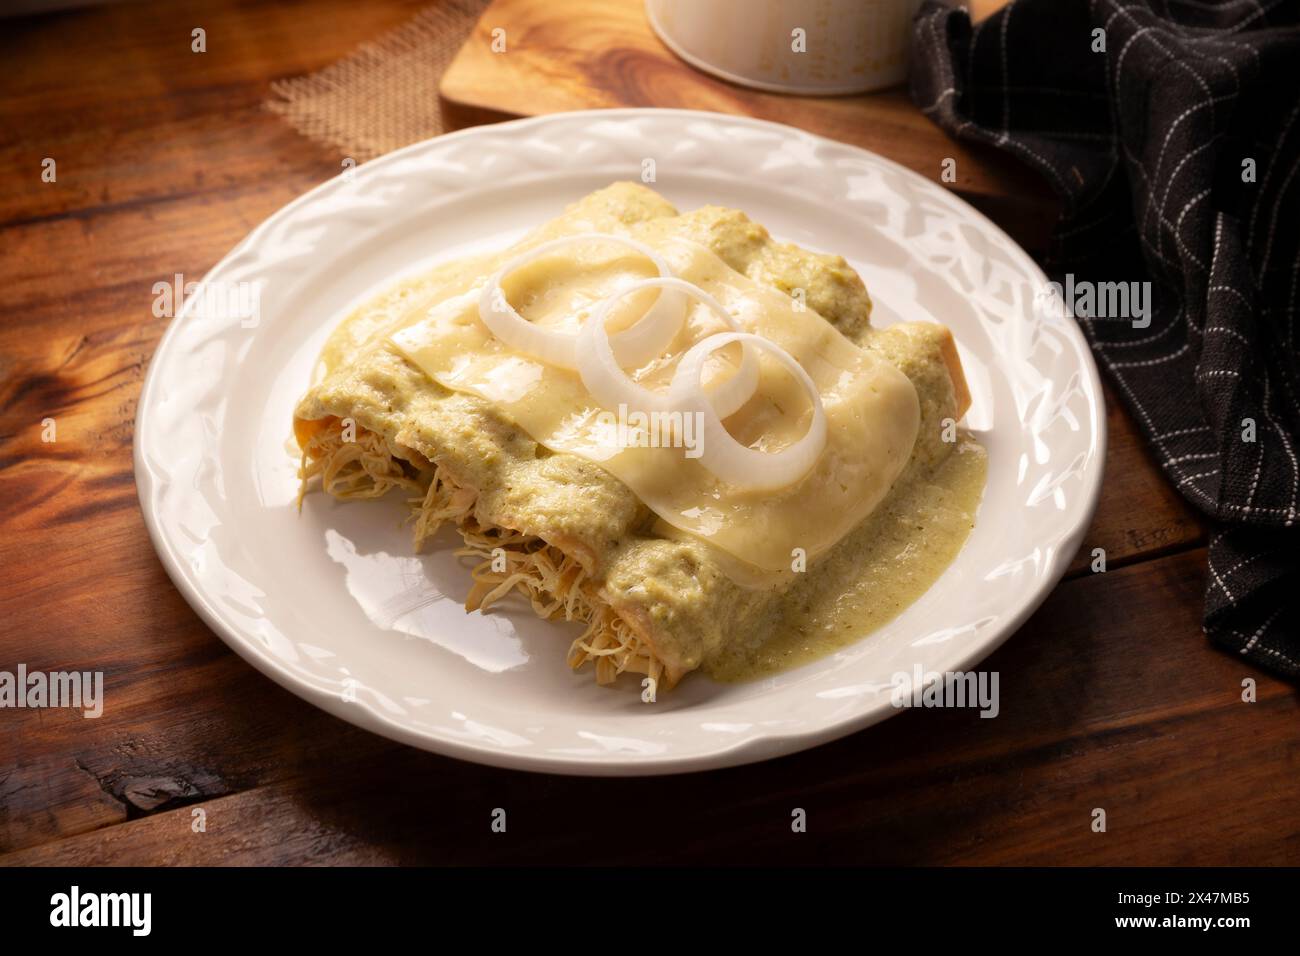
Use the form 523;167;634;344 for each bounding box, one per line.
133;108;1106;776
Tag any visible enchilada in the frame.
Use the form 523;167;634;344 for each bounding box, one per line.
293;182;983;692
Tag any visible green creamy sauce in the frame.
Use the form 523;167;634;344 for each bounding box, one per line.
300;183;986;685
708;435;987;682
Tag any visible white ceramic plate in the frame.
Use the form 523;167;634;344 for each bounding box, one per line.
135;109;1105;776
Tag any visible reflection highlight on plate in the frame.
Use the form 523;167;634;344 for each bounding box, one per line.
324;527;530;674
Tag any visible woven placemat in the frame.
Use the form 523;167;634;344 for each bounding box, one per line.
265;0;491;162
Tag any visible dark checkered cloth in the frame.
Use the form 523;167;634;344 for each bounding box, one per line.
911;0;1300;677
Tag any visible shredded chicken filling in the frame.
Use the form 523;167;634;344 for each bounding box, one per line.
298;419;666;687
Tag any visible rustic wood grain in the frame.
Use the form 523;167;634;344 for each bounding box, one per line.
0;0;1262;867
5;549;1296;866
0;0;429;226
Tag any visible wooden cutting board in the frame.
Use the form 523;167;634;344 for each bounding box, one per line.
437;0;1051;246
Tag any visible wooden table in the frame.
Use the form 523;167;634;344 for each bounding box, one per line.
1;0;1295;867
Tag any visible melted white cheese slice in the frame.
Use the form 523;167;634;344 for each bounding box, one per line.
387;238;920;572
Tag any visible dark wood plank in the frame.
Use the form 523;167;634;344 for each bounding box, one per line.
1065;380;1206;576
0;217;1205;856
0;0;1250;866
5;548;1295;866
0;0;429;226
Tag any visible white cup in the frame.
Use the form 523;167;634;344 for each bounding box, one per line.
646;0;927;95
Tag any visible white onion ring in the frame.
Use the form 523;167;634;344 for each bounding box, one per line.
576;277;759;417
478;233;684;369
670;331;827;491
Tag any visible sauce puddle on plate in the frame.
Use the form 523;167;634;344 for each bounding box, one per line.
710;435;988;682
